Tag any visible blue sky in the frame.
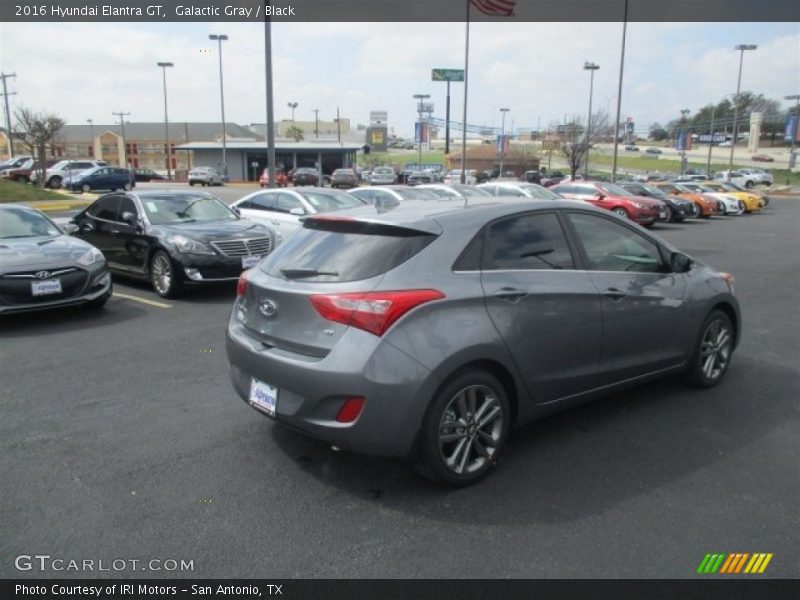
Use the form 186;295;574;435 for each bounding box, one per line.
1;21;797;137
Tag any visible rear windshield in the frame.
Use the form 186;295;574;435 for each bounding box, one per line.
263;220;436;282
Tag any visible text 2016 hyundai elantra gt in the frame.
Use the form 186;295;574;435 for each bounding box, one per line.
226;199;740;485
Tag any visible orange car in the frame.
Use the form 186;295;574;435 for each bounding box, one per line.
653;182;720;218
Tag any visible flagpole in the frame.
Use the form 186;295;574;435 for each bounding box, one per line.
611;0;628;182
460;0;470;184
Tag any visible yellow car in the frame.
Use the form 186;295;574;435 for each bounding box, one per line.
700;181;763;212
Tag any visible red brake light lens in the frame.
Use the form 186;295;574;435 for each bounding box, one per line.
236;270;250;297
336;396;366;423
310;289;445;337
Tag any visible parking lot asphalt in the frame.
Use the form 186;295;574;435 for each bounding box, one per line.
1;198;798;579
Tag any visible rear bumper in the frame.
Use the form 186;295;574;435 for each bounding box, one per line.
225;316;434;457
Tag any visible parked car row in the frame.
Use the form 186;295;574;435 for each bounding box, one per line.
4;179;759;486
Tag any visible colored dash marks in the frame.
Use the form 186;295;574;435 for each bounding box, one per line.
697;553;773;574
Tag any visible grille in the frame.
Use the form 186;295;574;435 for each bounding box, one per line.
0;267;89;305
211;237;272;258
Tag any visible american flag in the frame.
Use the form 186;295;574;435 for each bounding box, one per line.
469;0;517;17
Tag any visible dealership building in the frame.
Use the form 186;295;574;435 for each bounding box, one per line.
175;141;364;181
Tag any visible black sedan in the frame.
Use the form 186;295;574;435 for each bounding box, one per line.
620;182;699;221
133;168;166;182
70;191;278;297
292;168;323;186
0;204;111;314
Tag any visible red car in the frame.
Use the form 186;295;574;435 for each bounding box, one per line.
259;168;288;188
551;181;666;227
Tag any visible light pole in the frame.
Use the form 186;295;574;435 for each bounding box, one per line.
287;101;298;122
413;93;430;168
157;61;174;180
728;44;757;174
679;108;690;175
611;0;629;182
112;111;130;166
785;94;800;170
706;105;717;176
86;118;95;157
583;61;599;178
498;107;509;176
209;34;228;180
312;108;319;138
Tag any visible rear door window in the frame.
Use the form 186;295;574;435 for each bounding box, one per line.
264;220;436;282
484;212;574;270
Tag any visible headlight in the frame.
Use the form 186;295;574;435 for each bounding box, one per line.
168;235;215;255
633;201;648;209
76;247;104;266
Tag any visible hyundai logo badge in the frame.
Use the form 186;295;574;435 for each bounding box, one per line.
259;298;278;318
35;271;51;280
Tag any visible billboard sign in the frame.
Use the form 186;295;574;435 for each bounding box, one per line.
785;116;799;142
417;102;434;114
369;110;388;126
432;68;465;82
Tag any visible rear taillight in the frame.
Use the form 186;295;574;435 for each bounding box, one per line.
336;396;366;423
310;289;445;337
236;270;250;297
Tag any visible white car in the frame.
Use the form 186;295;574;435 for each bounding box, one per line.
369;166;397;185
715;170;760;188
415;184;493;199
737;167;773;186
188;166;223;186
477;182;564;200
443;169;477;185
231;187;366;242
349;185;440;209
31;159;109;189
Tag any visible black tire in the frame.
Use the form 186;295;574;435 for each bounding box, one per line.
81;183;91;193
745;181;754;189
49;176;62;189
123;182;132;191
189;181;196;187
684;309;734;388
149;250;180;298
418;370;511;486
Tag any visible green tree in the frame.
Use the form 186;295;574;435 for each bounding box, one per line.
284;125;304;142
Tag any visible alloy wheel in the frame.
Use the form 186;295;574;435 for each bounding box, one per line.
700;319;732;382
438;385;504;476
151;253;173;296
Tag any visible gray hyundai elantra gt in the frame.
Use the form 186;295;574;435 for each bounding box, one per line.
226;198;740;485
0;204;111;315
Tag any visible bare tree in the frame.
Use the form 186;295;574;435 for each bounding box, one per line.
558;110;612;179
284;125;304;142
15;107;65;187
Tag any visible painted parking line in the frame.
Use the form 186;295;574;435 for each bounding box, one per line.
112;292;172;309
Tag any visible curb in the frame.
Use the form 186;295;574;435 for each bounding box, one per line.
24;197;95;212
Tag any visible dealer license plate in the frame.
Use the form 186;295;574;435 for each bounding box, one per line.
31;279;62;296
242;255;262;269
660;211;667;219
249;378;278;417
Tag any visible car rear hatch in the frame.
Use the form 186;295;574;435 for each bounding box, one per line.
236;215;440;358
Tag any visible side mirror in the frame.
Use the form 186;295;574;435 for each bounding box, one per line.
595;191;605;200
61;223;79;235
231;206;241;216
289;207;305;216
670;251;693;273
121;211;137;225
80;222;95;232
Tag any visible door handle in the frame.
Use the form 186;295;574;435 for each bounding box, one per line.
603;287;627;301
111;229;120;235
493;287;528;301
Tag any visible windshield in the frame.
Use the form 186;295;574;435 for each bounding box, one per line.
0;207;61;239
296;190;365;212
598;183;634;196
452;185;491;197
139;194;237;225
393;188;440;201
642;185;667;198
373;167;393;175
520;184;562;200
